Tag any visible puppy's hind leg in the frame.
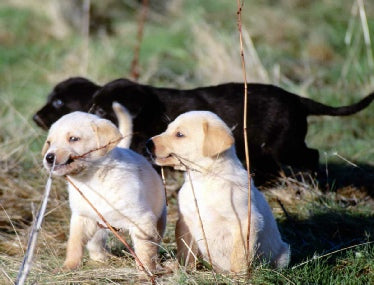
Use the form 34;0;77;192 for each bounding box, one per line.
157;206;167;240
131;223;161;272
230;227;247;273
64;214;105;270
176;214;198;269
86;228;108;263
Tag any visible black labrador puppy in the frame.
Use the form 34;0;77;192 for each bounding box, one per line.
33;77;101;130
33;77;373;183
90;79;374;183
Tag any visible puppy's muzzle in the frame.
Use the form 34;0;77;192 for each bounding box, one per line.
45;153;55;165
45;152;74;166
145;139;155;156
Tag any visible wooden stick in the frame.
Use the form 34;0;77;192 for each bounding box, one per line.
160;167;168;206
81;0;90;75
130;0;149;81
185;169;213;266
186;169;217;281
236;0;252;266
70;136;125;160
16;166;54;285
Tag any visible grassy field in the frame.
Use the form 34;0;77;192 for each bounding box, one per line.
0;0;373;284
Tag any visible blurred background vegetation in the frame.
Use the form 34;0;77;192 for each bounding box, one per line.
1;0;373;163
0;0;373;284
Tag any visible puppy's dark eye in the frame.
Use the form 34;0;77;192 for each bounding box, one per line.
95;108;106;117
176;132;184;138
69;136;80;142
52;99;64;109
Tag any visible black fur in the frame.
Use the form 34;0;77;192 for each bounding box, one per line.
33;77;374;184
90;79;374;183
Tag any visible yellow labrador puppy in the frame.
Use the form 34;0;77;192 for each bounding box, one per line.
42;108;166;272
147;111;290;272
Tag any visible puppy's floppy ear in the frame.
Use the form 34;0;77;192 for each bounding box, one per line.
41;139;50;157
202;120;234;157
90;119;122;156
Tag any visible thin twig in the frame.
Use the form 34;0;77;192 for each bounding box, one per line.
236;0;252;266
262;268;296;285
171;152;249;195
332;152;358;167
1;266;14;285
0;204;24;255
185;169;217;282
357;0;374;70
276;199;293;223
81;0;90;75
292;240;374;270
180;238;198;267
173;155;218;279
130;0;149;81
344;1;358;46
16;161;55;285
65;176;155;284
160;167;168;206
70;136;128;160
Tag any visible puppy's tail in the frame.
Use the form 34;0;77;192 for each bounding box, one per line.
302;92;374;116
112;102;133;148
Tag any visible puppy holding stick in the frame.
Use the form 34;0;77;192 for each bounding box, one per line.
146;111;290;272
42;103;166;272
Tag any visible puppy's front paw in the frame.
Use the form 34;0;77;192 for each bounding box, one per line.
89;251;108;263
136;259;156;273
162;259;179;273
62;258;81;270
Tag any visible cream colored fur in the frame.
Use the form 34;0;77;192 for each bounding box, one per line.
112;102;133;148
150;111;290;272
42;111;166;272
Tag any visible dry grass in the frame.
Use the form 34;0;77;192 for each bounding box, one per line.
2;161;372;284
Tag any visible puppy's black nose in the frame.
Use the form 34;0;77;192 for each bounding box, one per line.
45;153;55;165
145;139;155;155
32;113;40;124
33;113;48;130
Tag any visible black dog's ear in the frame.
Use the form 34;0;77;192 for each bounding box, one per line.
115;78;137;86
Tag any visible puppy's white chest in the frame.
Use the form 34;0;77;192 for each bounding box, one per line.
179;181;217;219
69;183;119;215
67;177;135;228
179;177;247;220
178;175;250;271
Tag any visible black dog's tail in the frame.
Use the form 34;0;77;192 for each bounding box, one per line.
302;92;374;116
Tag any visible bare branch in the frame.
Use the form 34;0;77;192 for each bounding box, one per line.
185;169;217;281
16;162;54;285
236;0;252;268
130;0;149;81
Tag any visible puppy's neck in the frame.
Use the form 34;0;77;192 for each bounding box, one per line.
66;153;114;182
186;147;244;176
